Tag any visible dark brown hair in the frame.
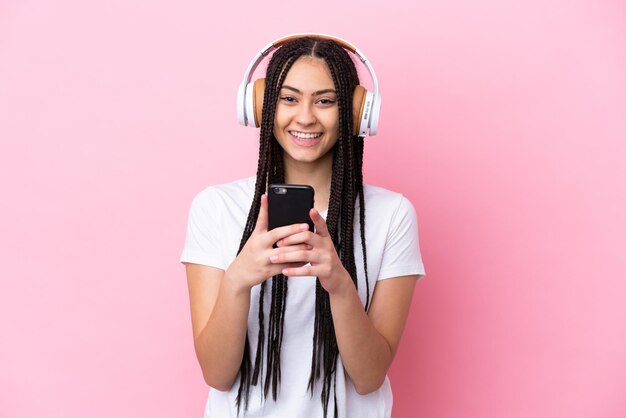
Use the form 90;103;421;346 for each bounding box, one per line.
236;36;369;418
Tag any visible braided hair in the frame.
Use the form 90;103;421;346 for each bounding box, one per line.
235;36;370;418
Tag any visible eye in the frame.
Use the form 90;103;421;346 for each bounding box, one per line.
280;96;296;103
317;98;336;105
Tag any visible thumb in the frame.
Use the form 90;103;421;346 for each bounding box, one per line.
254;194;269;232
310;208;330;238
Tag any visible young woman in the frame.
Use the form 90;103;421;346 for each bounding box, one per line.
181;34;425;418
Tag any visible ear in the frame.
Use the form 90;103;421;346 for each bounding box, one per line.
253;78;266;127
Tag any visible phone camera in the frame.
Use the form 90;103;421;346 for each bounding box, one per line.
273;187;288;194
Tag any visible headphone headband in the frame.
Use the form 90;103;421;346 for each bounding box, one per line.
237;33;382;136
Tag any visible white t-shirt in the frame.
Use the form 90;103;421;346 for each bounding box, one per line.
181;176;425;418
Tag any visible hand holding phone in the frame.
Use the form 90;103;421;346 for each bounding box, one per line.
266;185;350;291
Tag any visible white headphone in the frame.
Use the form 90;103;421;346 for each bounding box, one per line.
237;33;381;137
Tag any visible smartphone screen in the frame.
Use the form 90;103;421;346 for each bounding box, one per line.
268;184;315;232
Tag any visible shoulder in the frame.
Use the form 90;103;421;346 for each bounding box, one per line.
361;184;425;281
362;184;416;220
182;177;255;267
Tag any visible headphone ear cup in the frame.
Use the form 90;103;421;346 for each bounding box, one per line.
368;92;381;136
352;85;368;136
237;81;247;126
252;78;266;128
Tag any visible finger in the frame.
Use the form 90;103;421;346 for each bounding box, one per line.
269;250;313;264
273;244;312;254
265;262;307;278
310;208;330;238
282;265;314;277
276;230;316;247
266;223;310;246
254;194;269;233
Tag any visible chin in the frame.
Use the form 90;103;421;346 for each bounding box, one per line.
289;153;320;163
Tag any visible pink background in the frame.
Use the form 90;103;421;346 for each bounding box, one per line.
1;0;625;417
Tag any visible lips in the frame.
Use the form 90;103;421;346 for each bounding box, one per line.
289;130;322;139
288;130;323;147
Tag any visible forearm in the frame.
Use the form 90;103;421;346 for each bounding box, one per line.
329;278;392;395
194;273;250;391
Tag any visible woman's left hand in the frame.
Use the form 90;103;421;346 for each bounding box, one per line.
269;208;352;295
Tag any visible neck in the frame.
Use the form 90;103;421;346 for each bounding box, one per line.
283;152;333;214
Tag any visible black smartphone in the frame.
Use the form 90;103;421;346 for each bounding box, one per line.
268;184;315;232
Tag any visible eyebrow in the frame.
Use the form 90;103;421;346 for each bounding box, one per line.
281;85;336;96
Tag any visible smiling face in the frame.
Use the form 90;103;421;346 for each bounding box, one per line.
273;56;339;170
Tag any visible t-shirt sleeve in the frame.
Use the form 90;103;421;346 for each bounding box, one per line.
377;196;426;281
180;189;227;270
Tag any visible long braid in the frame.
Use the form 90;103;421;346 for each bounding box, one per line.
235;103;272;412
235;37;370;417
354;136;370;310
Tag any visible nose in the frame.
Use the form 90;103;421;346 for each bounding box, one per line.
295;102;316;126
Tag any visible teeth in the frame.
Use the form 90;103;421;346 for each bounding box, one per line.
290;131;322;140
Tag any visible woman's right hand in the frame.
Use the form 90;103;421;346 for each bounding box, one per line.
224;194;311;291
